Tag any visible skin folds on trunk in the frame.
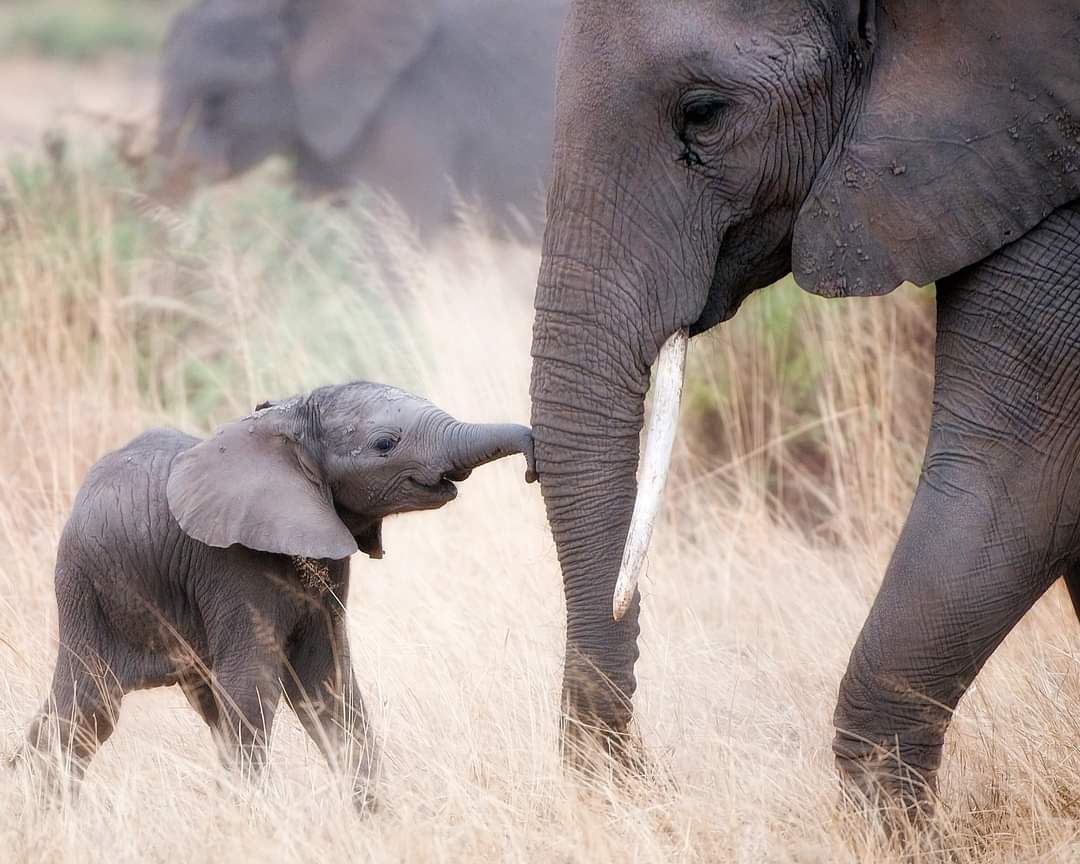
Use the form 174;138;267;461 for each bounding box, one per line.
529;132;718;760
447;422;536;480
531;258;657;758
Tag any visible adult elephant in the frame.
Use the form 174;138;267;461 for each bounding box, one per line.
157;0;565;238
529;0;1080;810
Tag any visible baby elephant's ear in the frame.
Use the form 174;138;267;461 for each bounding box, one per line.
354;519;384;560
166;412;358;561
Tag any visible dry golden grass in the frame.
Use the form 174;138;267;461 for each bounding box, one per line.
3;168;1080;863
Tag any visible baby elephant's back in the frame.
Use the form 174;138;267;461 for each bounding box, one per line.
58;428;203;649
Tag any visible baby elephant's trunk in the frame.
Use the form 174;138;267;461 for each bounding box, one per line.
448;422;537;483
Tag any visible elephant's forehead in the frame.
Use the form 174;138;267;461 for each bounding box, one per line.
566;0;820;89
366;387;437;421
382;386;413;404
569;0;757;65
166;8;281;88
558;3;762;128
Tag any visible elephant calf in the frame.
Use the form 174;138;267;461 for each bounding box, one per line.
15;381;535;809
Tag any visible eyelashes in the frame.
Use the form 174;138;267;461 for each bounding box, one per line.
675;91;728;169
676;147;705;168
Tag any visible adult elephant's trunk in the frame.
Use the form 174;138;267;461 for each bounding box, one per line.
529;167;699;763
447;422;536;480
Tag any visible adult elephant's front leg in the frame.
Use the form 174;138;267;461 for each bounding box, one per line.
833;472;1056;810
834;201;1080;812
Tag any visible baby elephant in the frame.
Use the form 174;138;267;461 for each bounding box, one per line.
16;381;534;809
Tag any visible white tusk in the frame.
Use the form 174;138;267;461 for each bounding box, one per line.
612;328;689;621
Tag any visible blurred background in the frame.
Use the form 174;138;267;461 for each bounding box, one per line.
0;0;164;154
4;2;1078;862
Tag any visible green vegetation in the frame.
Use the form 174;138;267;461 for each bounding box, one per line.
681;272;935;532
0;150;419;428
0;0;183;62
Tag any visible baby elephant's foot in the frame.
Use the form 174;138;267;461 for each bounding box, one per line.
9;745;70;807
349;758;380;816
352;785;379;816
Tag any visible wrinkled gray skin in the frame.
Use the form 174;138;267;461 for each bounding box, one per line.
16;381;534;809
157;0;564;238
529;0;1080;814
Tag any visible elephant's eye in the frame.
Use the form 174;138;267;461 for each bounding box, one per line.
202;90;228;129
677;92;728;152
675;92;727;169
682;97;726;130
372;436;397;454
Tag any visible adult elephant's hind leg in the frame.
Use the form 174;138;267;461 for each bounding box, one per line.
833;201;1080;814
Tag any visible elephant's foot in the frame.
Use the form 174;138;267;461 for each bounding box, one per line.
559;658;640;774
832;667;946;829
559;691;679;795
9;741;73;808
561;707;641;773
351;784;380;816
560;714;680;797
833;729;940;828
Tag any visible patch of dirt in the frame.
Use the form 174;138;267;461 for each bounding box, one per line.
0;56;155;157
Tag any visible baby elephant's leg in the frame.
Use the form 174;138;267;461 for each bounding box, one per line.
284;618;379;812
178;673;233;766
211;659;283;780
23;644;124;797
203;609;288;780
21;575;128;797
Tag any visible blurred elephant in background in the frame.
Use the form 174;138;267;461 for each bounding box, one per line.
157;0;565;238
528;0;1080;816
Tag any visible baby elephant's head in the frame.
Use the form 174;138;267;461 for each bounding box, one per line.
166;381;535;561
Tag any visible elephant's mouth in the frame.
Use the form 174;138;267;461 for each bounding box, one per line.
408;476;461;508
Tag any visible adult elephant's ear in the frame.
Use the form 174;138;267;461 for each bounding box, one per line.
285;0;436;163
167;404;358;561
792;1;1080;298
